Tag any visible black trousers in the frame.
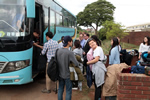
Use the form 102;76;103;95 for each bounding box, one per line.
93;77;102;100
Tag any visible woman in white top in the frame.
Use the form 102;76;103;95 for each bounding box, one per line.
87;38;107;100
138;36;150;60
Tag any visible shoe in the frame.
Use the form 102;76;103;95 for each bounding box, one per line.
72;87;78;90
53;88;58;92
41;88;51;93
79;87;82;91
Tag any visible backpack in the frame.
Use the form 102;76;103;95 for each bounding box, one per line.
47;49;59;82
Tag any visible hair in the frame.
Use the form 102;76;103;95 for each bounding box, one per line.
109;37;119;55
33;29;40;35
91;35;101;46
85;33;90;37
74;40;82;49
61;36;64;40
143;36;150;45
46;31;53;38
88;38;97;45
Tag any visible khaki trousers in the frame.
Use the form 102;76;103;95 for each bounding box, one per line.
46;63;51;90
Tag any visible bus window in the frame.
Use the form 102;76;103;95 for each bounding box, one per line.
56;13;62;26
50;10;55;34
64;18;68;27
43;7;48;30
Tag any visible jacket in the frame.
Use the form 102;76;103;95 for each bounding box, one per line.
102;63;130;96
69;55;83;81
87;48;94;71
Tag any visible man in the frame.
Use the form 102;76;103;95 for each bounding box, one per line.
79;33;85;48
41;32;58;93
57;36;79;100
83;33;90;54
82;33;90;75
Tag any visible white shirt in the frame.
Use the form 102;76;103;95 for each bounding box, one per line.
139;43;150;53
58;42;63;48
93;46;104;61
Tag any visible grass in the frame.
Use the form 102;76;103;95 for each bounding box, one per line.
101;40;139;55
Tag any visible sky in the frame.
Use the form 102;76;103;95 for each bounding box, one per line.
56;0;150;27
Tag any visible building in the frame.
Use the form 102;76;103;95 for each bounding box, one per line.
126;23;150;32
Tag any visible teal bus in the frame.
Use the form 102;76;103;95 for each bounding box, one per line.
0;0;77;85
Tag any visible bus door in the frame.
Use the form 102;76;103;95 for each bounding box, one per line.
32;3;45;75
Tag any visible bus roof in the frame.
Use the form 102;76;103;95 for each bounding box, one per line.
53;0;76;18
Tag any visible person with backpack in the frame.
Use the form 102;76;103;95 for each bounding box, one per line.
41;31;58;93
57;36;79;100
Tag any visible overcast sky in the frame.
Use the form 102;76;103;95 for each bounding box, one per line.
57;0;150;27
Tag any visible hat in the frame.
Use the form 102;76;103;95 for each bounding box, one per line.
63;36;72;47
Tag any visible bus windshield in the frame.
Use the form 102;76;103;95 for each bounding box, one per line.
0;0;32;52
0;1;30;44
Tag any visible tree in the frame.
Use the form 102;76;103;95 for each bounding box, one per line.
99;20;129;39
76;0;115;35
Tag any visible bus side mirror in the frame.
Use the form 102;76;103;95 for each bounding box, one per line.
26;0;35;18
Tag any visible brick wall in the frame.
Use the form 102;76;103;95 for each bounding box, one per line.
121;32;150;45
117;73;150;100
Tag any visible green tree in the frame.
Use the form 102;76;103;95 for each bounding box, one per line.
99;20;129;39
76;0;115;35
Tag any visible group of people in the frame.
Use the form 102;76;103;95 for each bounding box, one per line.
32;31;135;100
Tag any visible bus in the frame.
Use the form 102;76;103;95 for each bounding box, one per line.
0;0;77;85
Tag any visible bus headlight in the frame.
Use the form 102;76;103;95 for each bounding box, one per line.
2;60;30;73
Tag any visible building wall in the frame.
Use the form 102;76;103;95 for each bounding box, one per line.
121;32;150;46
117;73;150;100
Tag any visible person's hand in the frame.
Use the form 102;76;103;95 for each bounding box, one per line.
87;62;89;65
138;56;141;59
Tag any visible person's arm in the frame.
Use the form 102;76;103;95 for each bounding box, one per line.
109;48;115;65
41;43;47;55
70;52;79;67
87;56;99;65
138;43;142;59
33;42;43;49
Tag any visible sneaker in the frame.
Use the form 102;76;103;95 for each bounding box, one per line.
72;87;78;90
41;88;51;93
79;87;82;91
53;88;58;92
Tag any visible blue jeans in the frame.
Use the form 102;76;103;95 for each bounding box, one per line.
58;77;72;100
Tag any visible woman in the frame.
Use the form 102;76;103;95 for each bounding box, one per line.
138;36;150;60
73;40;84;91
87;38;107;100
109;37;120;65
91;35;101;46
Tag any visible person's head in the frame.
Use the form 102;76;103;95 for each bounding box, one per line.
84;33;90;40
109;37;119;55
63;36;73;47
33;29;40;38
46;31;53;40
79;33;84;41
143;36;150;45
61;36;64;43
117;37;121;44
88;38;98;50
111;37;119;47
74;40;82;49
91;35;101;46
